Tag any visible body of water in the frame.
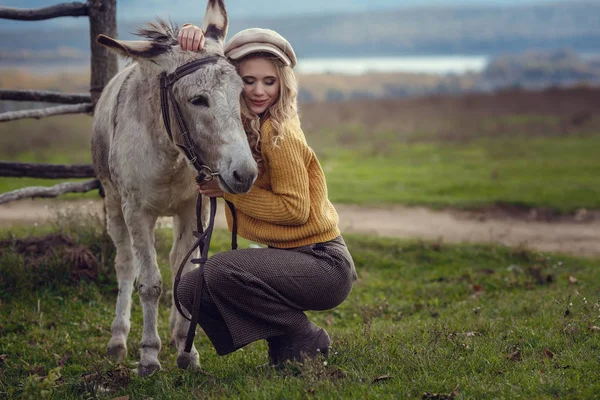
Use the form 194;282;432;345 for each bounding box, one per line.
1;55;490;76
295;55;489;75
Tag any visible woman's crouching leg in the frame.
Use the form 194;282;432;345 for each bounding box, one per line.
176;266;236;355
176;245;354;360
176;250;311;356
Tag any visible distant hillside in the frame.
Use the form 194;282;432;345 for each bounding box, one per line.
2;49;598;108
481;49;600;90
0;1;599;60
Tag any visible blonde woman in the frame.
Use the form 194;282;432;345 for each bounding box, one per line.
176;25;356;365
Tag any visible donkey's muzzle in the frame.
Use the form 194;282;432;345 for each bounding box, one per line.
220;161;257;194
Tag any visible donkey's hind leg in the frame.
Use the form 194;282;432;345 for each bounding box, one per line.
105;193;136;362
169;199;203;370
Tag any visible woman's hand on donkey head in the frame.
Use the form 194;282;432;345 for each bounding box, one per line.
179;24;206;52
196;179;224;198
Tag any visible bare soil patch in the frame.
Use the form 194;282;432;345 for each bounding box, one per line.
1;199;598;258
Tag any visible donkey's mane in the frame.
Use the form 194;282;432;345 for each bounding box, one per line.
134;18;180;46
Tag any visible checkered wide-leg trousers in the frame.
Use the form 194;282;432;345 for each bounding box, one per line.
177;235;356;355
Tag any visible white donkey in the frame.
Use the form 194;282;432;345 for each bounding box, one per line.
92;0;257;376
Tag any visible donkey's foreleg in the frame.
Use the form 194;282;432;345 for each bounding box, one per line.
123;208;161;377
105;196;135;362
169;199;204;370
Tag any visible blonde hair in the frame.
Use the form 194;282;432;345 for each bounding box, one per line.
233;52;298;169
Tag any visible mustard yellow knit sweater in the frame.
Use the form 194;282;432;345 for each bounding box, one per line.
223;115;340;248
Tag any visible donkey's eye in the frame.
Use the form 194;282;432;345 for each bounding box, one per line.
190;95;210;107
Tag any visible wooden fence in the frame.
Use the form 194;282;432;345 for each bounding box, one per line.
0;1;118;205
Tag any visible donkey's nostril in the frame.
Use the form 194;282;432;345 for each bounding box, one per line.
233;170;242;183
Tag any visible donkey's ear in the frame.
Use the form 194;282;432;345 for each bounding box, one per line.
97;34;170;59
202;0;228;43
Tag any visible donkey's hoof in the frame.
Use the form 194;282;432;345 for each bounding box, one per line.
176;353;200;370
138;362;161;377
107;344;127;362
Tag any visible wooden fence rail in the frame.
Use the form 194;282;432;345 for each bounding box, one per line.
0;90;92;104
0;0;117;204
0;162;96;179
0;104;94;123
0;2;89;21
0;180;100;205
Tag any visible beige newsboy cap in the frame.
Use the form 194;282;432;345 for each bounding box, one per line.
225;28;297;68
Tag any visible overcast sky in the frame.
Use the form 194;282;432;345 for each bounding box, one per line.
8;0;577;20
3;0;580;30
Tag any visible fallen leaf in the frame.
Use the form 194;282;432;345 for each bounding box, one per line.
326;367;346;380
57;354;70;367
568;275;578;284
477;269;495;275
508;264;524;273
554;364;571;370
465;332;480;337
544;348;554;359
590;326;600;333
54;353;71;367
423;393;448;400
82;373;97;384
573;207;589;222
527;266;545;284
507;350;522;362
371;375;391;384
326;314;334;326
470;284;485;299
422;386;459;400
111;397;130;400
563;325;579;335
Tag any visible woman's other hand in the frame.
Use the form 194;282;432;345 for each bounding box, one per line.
196;179;224;198
178;24;205;51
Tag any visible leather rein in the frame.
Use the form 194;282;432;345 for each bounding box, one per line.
160;55;238;353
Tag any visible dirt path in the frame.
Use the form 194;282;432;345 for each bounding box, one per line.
1;199;598;258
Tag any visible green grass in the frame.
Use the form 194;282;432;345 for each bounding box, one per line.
317;135;600;212
0;115;96;198
0;111;599;212
1;218;599;399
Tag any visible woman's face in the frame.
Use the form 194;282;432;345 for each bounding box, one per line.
238;57;280;115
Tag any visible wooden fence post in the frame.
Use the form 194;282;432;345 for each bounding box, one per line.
88;0;118;104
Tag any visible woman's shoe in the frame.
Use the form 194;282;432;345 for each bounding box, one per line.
267;322;330;365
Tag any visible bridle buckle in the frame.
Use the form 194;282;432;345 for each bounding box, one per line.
199;165;218;182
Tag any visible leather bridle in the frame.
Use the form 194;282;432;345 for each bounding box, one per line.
160;55;239;353
159;55;222;179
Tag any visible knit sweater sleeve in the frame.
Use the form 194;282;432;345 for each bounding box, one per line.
223;124;311;226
